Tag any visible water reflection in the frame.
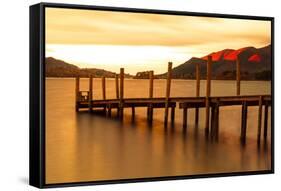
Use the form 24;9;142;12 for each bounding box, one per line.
46;78;271;184
68;111;271;183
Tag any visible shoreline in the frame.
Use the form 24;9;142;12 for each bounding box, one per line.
45;77;271;82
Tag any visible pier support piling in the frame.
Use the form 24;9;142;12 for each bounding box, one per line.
164;62;172;126
263;103;269;140
107;104;112;117
75;77;80;112
102;76;106;100
240;102;248;143
195;63;200;126
205;56;212;135
210;106;215;139
115;74;119;99
119;68;124;120
147;71;154;123
171;106;175;124
115;74;120;116
211;100;220;141
102;76;106;114
132;106;135;121
215;104;220;141
183;108;188;129
236;58;241;96
257;96;263;143
89;75;93;112
147;104;153;123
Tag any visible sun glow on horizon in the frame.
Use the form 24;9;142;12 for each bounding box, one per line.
46;44;196;74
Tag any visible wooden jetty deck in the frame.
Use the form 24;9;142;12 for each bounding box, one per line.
75;57;272;144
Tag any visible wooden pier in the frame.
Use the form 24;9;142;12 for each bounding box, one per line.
75;59;272;143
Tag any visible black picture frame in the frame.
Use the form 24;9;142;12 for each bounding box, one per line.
30;2;274;188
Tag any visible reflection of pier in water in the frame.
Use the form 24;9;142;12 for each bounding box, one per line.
75;56;272;144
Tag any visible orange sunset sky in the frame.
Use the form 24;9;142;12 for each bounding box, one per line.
46;8;271;75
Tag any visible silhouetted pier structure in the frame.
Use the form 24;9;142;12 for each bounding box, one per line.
75;56;271;143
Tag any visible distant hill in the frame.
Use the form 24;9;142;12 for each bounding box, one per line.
45;57;132;78
45;57;80;77
46;44;272;80
157;45;271;80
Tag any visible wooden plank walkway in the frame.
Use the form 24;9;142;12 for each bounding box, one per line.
74;60;272;144
77;95;271;109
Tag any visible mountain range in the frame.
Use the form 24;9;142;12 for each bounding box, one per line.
45;44;271;80
158;45;271;80
45;57;132;78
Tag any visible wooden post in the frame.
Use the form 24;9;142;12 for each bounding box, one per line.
257;96;263;143
101;76;106;114
211;100;220;141
210;106;215;139
107;104;112;117
88;76;93;112
115;74;119;116
236;58;241;96
263;103;269;140
115;74;119;99
75;77;80;111
147;104;153;123
205;56;212;134
102;77;106;100
206;56;212;98
147;71;154;122
132;107;135;121
205;98;210;135
171;106;175;124
164;62;172;126
149;71;154;98
183;108;188;129
215;104;220;141
240;101;248;143
115;74;120;117
119;68;124;120
195;63;200;126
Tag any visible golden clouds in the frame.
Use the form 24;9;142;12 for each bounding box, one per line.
45;7;271;74
46;8;271;46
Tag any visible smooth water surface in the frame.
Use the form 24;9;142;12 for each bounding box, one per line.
46;78;271;184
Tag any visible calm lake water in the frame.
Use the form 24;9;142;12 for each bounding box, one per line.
46;78;271;184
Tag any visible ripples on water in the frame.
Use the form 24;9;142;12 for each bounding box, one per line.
46;78;271;184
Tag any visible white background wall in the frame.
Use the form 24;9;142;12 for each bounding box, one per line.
0;0;280;190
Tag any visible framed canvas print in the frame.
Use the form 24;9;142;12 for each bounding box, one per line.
29;2;274;188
